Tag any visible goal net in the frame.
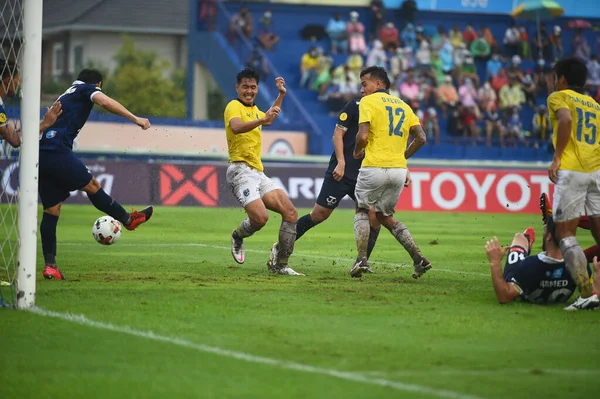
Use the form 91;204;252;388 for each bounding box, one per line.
0;0;43;309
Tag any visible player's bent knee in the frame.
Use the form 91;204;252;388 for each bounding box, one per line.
44;203;62;217
250;212;269;228
82;177;101;194
282;206;298;223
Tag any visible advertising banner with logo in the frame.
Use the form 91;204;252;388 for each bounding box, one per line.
0;158;554;214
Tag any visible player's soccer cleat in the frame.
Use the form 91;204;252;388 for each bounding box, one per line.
412;258;432;279
124;206;154;231
539;193;552;222
42;265;65;280
350;258;369;278
272;265;305;276
266;242;279;270
231;230;245;264
523;227;536;250
564;294;600;311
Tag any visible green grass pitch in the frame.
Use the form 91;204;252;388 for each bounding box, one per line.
1;205;598;399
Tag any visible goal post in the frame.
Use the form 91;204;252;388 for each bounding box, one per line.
16;0;43;309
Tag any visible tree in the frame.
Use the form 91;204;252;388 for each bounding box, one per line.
106;36;186;118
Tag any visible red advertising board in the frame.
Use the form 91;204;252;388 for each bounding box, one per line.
397;168;554;213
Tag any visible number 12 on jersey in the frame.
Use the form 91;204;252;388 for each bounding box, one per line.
386;106;405;136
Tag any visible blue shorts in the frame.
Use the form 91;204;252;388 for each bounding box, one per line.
316;173;356;209
38;150;93;208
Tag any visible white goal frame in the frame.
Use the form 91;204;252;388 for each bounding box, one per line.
15;0;43;309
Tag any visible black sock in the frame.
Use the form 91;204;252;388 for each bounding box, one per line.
295;214;316;241
88;189;129;224
367;226;381;259
40;212;58;265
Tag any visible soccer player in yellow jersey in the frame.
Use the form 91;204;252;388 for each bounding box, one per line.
547;56;600;310
224;68;303;276
351;66;430;279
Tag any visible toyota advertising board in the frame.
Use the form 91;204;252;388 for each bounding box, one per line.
0;158;553;213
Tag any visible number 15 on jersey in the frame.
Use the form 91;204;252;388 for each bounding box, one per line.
386;106;405;137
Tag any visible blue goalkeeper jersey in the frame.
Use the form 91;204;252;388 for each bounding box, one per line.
39;80;102;152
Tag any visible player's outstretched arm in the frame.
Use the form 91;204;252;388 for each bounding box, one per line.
92;92;151;130
229;106;280;134
353;122;369;159
405;124;427;159
262;77;286;127
548;108;571;184
485;236;520;304
40;102;63;134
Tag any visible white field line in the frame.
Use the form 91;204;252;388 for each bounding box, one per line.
30;307;484;399
60;242;489;277
360;369;600;377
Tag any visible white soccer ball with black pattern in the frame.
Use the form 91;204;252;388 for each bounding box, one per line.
92;216;122;245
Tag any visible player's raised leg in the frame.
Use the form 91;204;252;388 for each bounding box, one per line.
263;189;303;275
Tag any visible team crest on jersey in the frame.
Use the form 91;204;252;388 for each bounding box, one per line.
339;112;348;121
243;188;250;197
46;130;57;139
552;268;564;279
246;113;251;117
0;113;6;124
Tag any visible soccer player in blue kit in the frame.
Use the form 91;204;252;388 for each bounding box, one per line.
38;69;154;280
485;222;598;308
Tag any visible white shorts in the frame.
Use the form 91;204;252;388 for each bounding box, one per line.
553;169;600;222
226;162;279;207
355;167;407;216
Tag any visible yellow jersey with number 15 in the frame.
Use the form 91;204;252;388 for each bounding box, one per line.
224;99;265;172
548;89;600;173
358;90;420;168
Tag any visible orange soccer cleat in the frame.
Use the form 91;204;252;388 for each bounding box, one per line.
43;265;65;280
124;206;154;231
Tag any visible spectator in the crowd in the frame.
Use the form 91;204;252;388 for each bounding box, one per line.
346;51;364;77
432;26;448;51
415;39;432;74
504;107;525;147
400;70;419;107
459;77;480;117
478;81;497;112
417;107;440;145
370;0;385;42
450;24;463;48
437;75;459;117
470;30;491;60
460;104;480;143
379;21;400;49
366;40;387;67
257;10;279;50
550;25;563;61
519;25;530;59
503;20;521;57
439;39;455;75
459;54;479;87
499;77;525;111
401;23;417;51
415;25;426;45
534;58;552;94
484;104;504;147
317;48;333;75
506;55;524;81
403;46;416;70
419;74;436;107
389;47;408;79
314;66;334;99
326;13;348;55
521;72;537;107
347;11;367;55
399;0;417;27
587;56;600;90
481;25;498;53
532;104;552;141
463;24;478;47
199;0;217;32
486;52;503;80
229;5;253;42
533;23;552;61
491;67;509;92
300;47;320;88
246;46;269;81
596;33;600;60
573;29;591;62
447;104;464;143
453;42;469;78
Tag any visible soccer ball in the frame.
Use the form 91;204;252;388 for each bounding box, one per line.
92;216;122;245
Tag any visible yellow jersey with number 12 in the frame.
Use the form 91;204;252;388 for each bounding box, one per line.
358;90;420;168
548;89;600;173
224;99;265;172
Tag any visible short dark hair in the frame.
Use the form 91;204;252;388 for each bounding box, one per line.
544;217;560;247
0;59;19;80
360;66;391;90
553;56;587;88
77;68;103;84
236;68;260;85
